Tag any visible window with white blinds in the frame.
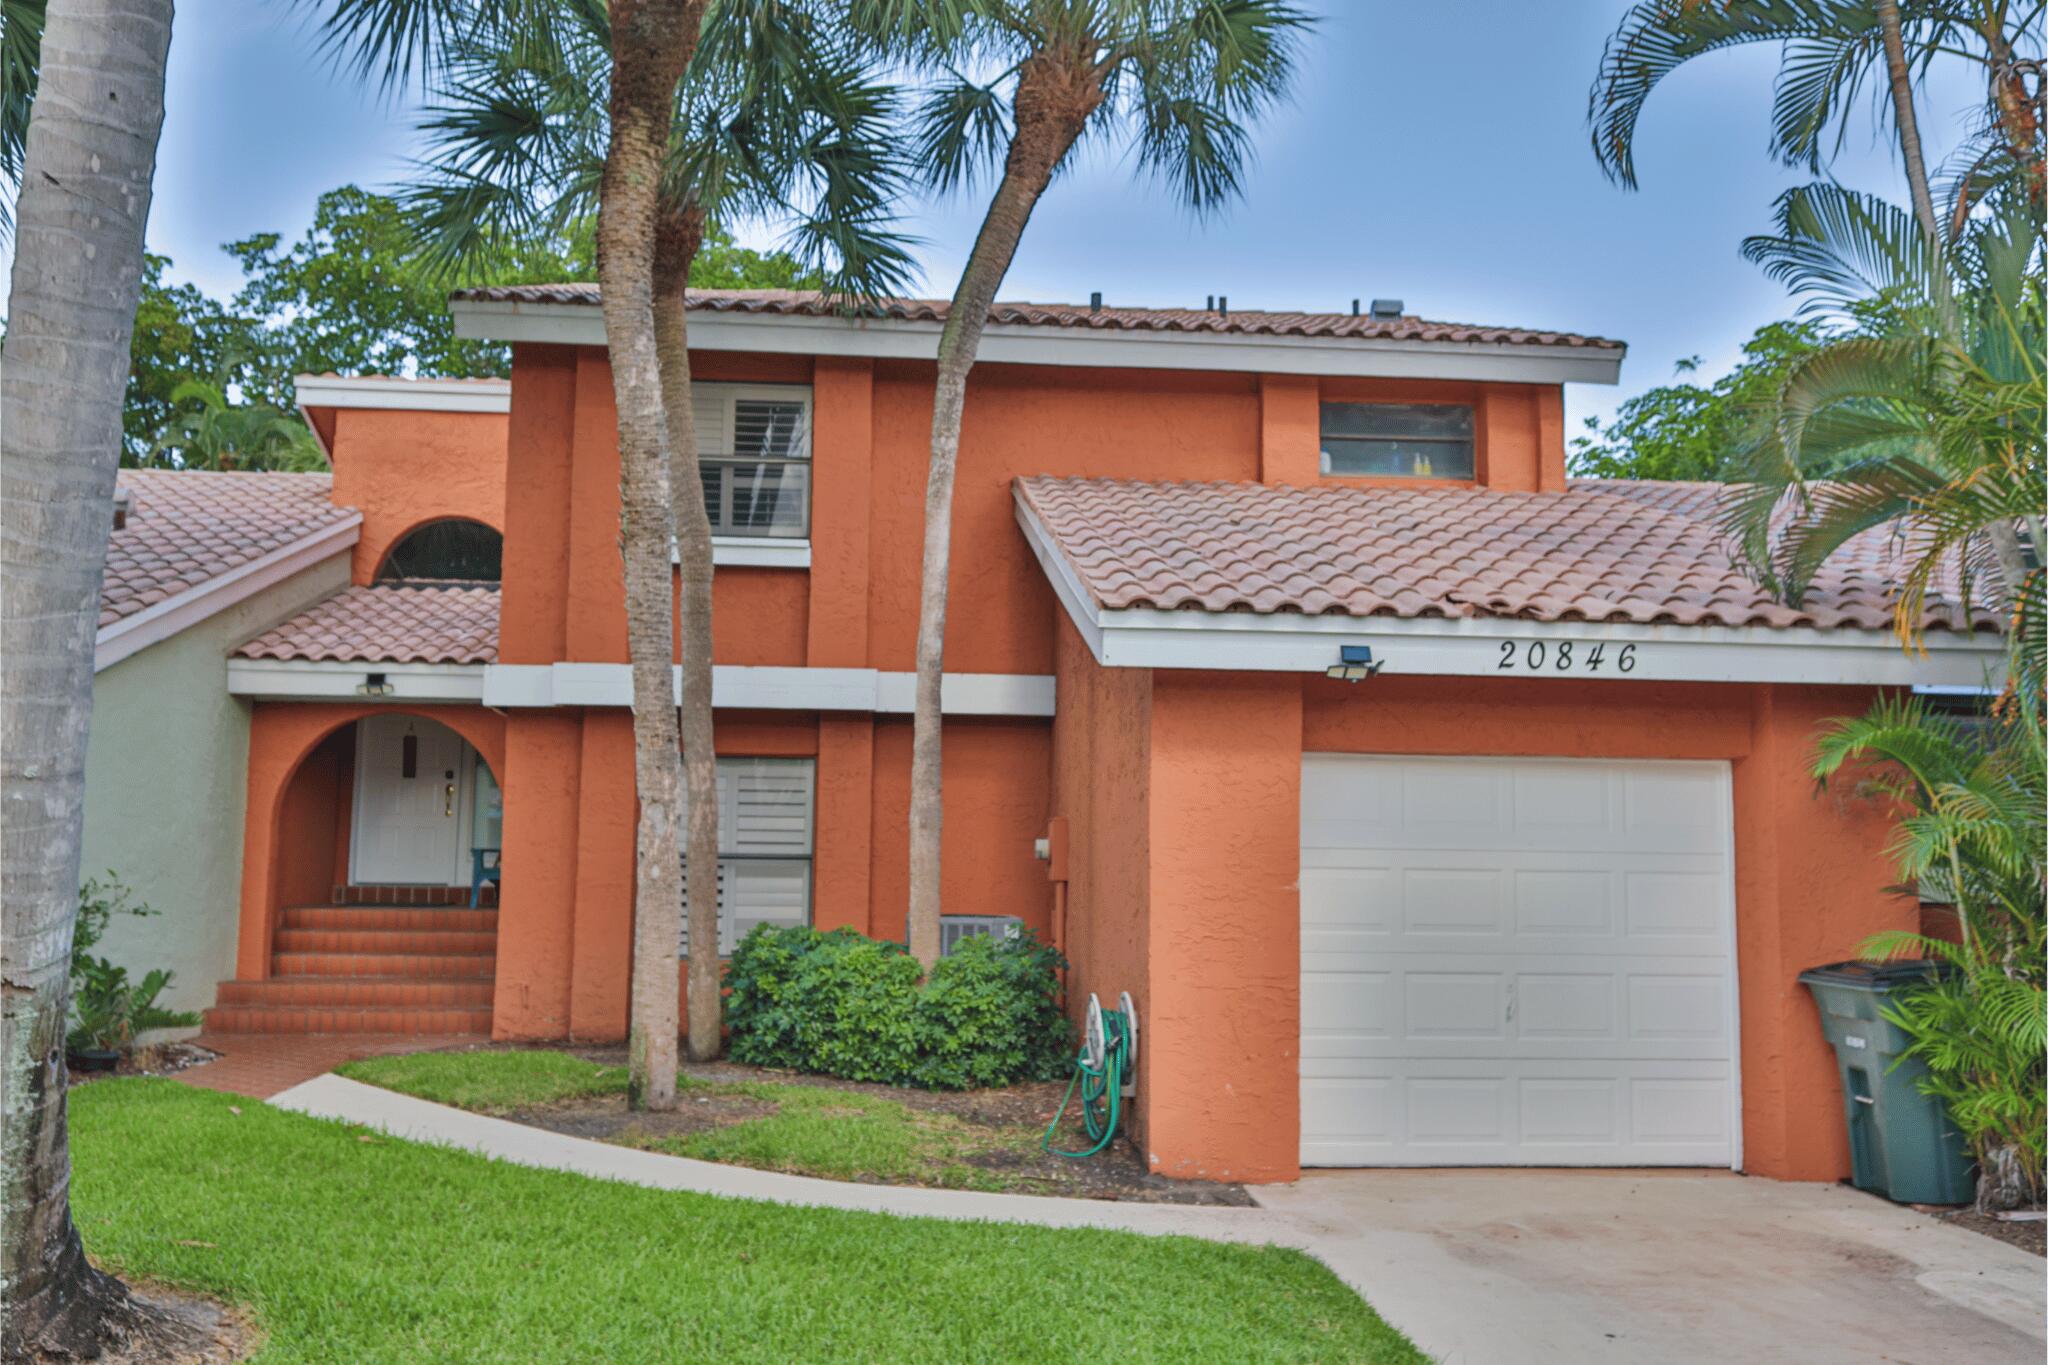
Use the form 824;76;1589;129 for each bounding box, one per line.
693;383;811;539
678;757;815;957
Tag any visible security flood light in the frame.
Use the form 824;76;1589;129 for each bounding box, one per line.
357;672;396;698
1326;645;1383;682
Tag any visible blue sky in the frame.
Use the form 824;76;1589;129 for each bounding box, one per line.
123;0;1981;434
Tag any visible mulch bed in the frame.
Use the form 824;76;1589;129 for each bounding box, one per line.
67;1041;218;1089
452;1041;1253;1206
1924;1206;2047;1257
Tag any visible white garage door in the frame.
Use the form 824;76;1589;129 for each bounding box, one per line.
1300;755;1738;1167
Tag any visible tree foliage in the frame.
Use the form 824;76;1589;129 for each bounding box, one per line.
125;183;817;468
1568;320;1833;480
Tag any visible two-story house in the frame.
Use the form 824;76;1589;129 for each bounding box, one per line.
129;287;2001;1187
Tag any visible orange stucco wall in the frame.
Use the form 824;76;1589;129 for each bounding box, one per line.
1051;650;1907;1185
324;407;509;583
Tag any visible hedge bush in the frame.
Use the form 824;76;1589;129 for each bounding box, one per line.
723;925;1073;1090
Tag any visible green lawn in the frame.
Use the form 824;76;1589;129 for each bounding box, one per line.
339;1050;1052;1191
70;1081;1423;1363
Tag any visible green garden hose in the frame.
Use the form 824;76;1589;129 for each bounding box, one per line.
1043;1008;1129;1159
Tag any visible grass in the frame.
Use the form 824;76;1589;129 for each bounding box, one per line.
339;1050;1045;1192
70;1081;1424;1363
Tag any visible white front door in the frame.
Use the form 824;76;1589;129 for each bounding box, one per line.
352;715;469;885
1300;755;1739;1168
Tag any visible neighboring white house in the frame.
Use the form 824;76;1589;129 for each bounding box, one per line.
82;469;360;1013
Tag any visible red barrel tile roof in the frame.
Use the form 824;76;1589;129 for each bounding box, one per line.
102;471;356;628
1014;476;1998;635
449;285;1622;351
234;584;500;664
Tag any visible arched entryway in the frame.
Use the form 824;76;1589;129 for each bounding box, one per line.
215;702;508;1037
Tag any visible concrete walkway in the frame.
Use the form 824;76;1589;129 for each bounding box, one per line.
275;1075;2046;1363
271;1074;1306;1246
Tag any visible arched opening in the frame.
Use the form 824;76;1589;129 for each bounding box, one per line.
376;517;503;583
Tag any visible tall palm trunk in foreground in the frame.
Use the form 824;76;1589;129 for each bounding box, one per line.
653;205;723;1060
907;50;1103;965
603;0;703;1110
1;0;172;1353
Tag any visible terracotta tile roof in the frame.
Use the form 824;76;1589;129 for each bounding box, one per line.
1015;476;1999;635
234;584;499;664
449;285;1622;351
101;471;358;628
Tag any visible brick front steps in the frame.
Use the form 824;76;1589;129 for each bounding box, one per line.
203;904;497;1035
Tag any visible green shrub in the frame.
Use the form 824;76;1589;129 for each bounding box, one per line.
724;925;1072;1090
69;874;201;1054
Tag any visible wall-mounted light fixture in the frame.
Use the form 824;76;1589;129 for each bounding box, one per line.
356;671;396;698
1326;645;1383;683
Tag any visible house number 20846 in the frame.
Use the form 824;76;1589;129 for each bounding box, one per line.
1496;641;1637;673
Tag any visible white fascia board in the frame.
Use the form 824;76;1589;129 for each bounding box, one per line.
482;663;1055;716
95;516;362;673
1015;490;2005;689
450;298;1624;386
226;659;487;702
293;374;512;414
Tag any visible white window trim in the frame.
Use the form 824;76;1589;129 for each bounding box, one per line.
693;380;813;544
1014;490;2009;689
450;299;1626;386
702;537;813;569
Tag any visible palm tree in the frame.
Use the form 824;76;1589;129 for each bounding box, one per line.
320;0;713;1106
403;0;910;1068
1;1;173;1354
151;377;331;471
1588;1;2045;240
850;0;1309;965
1812;689;2046;1208
1719;183;2043;684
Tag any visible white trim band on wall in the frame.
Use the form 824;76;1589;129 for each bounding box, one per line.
227;659;1056;717
450;299;1625;387
1015;494;2008;690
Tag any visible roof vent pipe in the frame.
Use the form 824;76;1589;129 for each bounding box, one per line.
1217;295;1228;318
1089;291;1102;313
1205;294;1214;311
1369;298;1403;319
1351;299;1360;316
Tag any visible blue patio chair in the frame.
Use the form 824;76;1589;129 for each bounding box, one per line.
469;847;503;907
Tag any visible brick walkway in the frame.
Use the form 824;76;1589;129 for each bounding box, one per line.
176;1033;478;1100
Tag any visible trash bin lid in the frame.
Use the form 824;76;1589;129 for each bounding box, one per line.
1797;959;1943;989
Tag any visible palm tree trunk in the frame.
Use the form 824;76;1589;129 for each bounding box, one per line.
601;0;700;1112
653;205;724;1061
1875;0;1941;245
1;0;172;1354
907;52;1103;966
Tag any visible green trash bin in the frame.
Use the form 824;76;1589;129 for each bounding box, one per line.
1798;960;1976;1205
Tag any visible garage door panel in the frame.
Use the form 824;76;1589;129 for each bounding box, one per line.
1300;755;1737;1167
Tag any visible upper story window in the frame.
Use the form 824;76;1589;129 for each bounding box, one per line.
1320;402;1475;480
376;517;502;582
695;383;810;539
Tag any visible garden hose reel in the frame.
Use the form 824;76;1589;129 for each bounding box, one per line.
1045;992;1138;1159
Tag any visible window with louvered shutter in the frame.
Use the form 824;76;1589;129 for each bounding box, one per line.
679;758;814;957
690;383;811;538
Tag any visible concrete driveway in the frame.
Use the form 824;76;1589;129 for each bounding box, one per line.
1252;1170;2044;1364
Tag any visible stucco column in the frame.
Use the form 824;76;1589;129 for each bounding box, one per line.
494;711;583;1039
567;710;636;1040
1257;375;1319;486
1732;683;1905;1179
814;715;876;935
1143;671;1304;1182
